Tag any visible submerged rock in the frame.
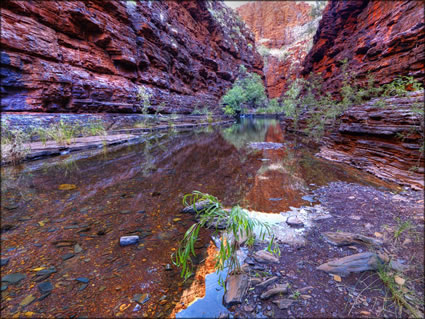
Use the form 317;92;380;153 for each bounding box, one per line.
273;298;294;309
119;236;139;246
2;273;26;285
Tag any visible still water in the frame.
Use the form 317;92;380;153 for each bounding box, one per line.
1;118;394;317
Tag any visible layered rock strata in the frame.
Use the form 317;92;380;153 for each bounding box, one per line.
237;1;326;98
1;0;263;113
317;91;424;189
302;0;425;94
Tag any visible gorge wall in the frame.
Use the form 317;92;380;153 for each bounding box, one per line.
1;0;263;113
237;1;326;98
302;0;425;94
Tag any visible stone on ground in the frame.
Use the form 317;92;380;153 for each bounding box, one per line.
253;250;279;264
223;274;249;306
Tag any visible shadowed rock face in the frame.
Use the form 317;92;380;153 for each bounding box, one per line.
237;1;325;98
302;0;425;94
0;0;263;113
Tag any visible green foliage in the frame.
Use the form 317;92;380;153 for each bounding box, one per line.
1;121;32;164
221;68;267;115
137;86;152;114
36;119;106;146
382;76;423;97
173;191;280;281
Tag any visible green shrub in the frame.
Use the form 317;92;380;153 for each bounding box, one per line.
173;191;279;281
221;66;267;115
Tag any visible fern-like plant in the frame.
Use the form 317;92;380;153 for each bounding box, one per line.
173;191;280;281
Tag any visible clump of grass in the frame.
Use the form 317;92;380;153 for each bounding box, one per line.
173;191;280;282
1;121;32;164
393;218;413;241
377;264;423;318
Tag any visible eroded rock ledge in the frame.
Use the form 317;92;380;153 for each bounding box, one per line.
317;91;424;189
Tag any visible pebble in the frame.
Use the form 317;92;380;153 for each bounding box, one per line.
20;294;36;307
74;244;82;253
61;253;75;261
1;258;10;266
78;284;88;291
1;283;8;291
76;277;89;283
120;236;139;246
133;304;142;312
164;264;172;271
2;273;26;284
286;216;304;227
38;292;51;301
38;281;53;293
120;210;131;214
137;210;146;214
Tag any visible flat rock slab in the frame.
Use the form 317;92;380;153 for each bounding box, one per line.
260;283;289;299
256;276;279;290
317;252;381;276
223;274;249;306
273;298;294;309
253;250;279;264
2;273;26;284
322;232;383;247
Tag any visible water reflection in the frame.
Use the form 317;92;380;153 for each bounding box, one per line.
0;119;396;318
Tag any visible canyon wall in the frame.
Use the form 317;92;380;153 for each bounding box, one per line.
302;0;425;94
317;91;424;190
1;0;263;113
237;1;326;98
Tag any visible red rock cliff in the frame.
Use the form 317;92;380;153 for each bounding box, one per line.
302;0;425;94
237;1;326;98
1;0;263;113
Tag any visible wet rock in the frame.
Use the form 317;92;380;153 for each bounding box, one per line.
223;274;249;306
1;258;10;266
120;235;139;246
322;232;383;247
133;304;141;312
302;195;315;203
38;281;53;293
1;283;8;291
133;293;150;305
20;294;36;307
38;292;51;301
260;283;289;299
286;216;304;227
36;267;56;277
317;252;381;276
74;244;83;253
53;240;76;247
253;250;279;264
76;277;89;283
256;276;279;290
78;284;88;291
61;253;75;261
2;273;26;285
181;200;215;214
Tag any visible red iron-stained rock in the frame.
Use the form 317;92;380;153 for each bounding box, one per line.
302;0;425;94
237;1;324;98
0;1;263;113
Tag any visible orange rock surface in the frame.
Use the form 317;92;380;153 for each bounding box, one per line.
302;0;425;94
1;1;263;113
237;1;323;98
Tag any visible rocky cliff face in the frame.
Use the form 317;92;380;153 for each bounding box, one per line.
302;0;425;94
237;1;326;98
317;91;424;190
1;0;263;113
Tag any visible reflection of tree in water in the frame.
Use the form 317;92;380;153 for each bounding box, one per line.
221;118;280;149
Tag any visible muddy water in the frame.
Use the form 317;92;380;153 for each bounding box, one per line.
0;118;396;318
